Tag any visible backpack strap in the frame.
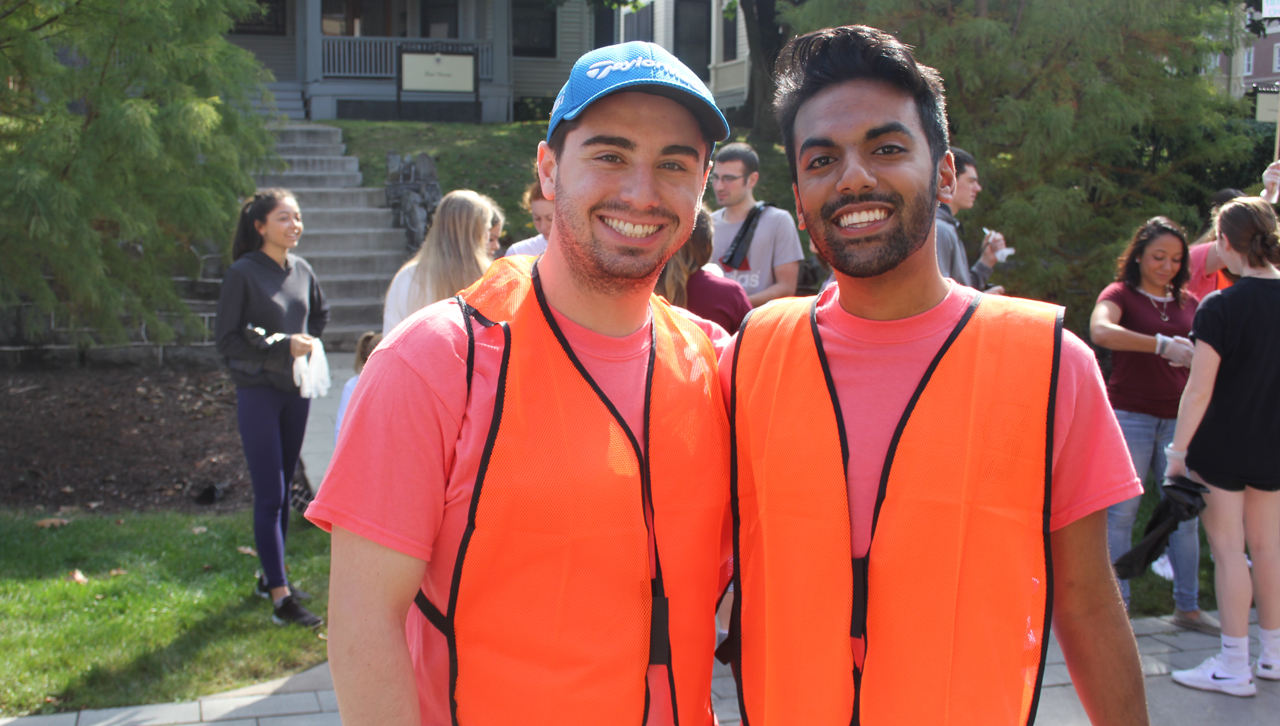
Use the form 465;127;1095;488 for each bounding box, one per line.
719;201;772;270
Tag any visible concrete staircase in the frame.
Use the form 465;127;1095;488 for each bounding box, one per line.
253;82;307;121
257;124;407;351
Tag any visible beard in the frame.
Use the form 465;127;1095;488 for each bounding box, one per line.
803;178;937;279
552;179;685;295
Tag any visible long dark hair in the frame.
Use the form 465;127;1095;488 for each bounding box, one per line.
232;188;294;261
1115;216;1190;306
1215;197;1280;269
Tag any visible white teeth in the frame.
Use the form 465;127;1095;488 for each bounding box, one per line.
604;217;660;238
838;209;887;228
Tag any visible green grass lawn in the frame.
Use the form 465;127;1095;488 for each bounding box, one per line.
0;509;330;718
329;120;810;251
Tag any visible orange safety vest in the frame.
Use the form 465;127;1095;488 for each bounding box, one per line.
726;293;1062;726
1216;269;1234;290
415;256;730;725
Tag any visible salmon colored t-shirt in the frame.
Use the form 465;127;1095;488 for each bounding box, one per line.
718;282;1142;559
307;296;731;726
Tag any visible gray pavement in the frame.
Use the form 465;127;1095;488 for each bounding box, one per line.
299;351;356;490
3;611;1272;725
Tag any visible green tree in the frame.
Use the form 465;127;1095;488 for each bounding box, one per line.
1;0;277;346
780;0;1263;333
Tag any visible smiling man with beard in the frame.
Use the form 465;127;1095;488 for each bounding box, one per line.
309;42;734;726
716;26;1150;726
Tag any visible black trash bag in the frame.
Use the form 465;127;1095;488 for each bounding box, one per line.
193;480;231;505
1113;476;1208;580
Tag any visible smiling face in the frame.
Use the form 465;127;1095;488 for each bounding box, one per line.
953;165;981;212
530;198;555;239
791;80;950;279
253;196;302;256
541;91;710;294
1138;233;1184;292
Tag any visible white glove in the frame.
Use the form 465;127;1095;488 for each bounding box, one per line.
1155;334;1194;368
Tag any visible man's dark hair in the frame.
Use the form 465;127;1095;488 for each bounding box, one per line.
714;142;759;176
773;26;949;182
951;147;976;177
547;96;716;168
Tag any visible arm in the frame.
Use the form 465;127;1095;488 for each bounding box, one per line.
308;267;330;338
1165;340;1221;476
328;526;427;726
1088;300;1157;353
214;270;292;362
748;261;799;307
1051;509;1149;725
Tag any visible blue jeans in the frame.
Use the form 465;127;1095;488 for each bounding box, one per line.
1106;409;1201;612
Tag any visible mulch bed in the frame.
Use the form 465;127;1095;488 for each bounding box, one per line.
1;368;256;513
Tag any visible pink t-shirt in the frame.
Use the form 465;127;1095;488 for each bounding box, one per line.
719;283;1141;558
1186;243;1219;302
307;295;730;726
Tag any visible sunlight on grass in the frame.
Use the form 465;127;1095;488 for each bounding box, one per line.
0;509;330;717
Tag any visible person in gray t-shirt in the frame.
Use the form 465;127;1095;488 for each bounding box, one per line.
710;143;804;306
937;146;1007;292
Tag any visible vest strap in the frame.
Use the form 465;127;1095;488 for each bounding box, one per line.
415;589;452;636
455;295;497;397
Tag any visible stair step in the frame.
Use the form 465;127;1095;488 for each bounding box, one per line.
302;208;396;230
280;156;360;173
327;298;388;327
271;125;343;145
256;171;363;189
322;325;385;351
305;250;409;276
321;275;396;300
301;228;406;252
275;143;346;156
290;187;385;208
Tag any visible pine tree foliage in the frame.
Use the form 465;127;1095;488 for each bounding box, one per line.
780;0;1262;332
1;0;277;345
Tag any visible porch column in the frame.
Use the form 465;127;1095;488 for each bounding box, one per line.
489;0;512;121
299;0;323;95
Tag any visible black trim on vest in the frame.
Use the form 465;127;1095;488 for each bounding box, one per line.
445;320;512;726
809;297;850;480
850;292;981;725
722;307;757;726
530;266;676;719
1025;309;1064;726
415;590;451;635
454;295;497;398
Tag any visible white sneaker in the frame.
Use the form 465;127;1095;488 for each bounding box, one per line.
1171;655;1256;697
1257;656;1280;681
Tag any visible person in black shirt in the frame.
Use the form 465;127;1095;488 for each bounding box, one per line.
1167;196;1280;696
215;188;329;628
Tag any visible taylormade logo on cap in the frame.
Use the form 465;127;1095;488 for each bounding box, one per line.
585;57;686;81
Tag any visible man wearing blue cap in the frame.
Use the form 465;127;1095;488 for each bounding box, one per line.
311;42;734;726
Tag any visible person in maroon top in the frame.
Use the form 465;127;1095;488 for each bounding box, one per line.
657;207;753;334
1089;216;1217;634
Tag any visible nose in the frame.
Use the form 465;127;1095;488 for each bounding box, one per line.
835;153;876;197
618;167;661;211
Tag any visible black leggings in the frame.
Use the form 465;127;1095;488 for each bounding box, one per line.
236;385;310;590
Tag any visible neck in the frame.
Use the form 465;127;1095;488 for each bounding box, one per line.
1239;262;1280;279
724;192;758;223
261;244;288;267
535;243;654;338
1138;279;1168;297
833;236;951;321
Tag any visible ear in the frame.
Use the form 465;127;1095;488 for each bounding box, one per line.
747;171;760;189
254;219;267;236
793;183;806;231
537;141;557;201
937;151;957;204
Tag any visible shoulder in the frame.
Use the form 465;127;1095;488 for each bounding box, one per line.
711;207;727;222
760;205;796;225
664;302;732;358
288;254;315;273
381;298;472;368
1096;281;1130;304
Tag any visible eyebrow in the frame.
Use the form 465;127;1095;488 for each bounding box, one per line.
581;135;635;150
661;144;702;162
798;122;917;156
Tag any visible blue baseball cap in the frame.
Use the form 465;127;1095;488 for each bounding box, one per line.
548;42;730;145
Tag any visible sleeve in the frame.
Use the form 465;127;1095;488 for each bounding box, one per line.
1048;330;1143;530
306;344;461;562
1096;282;1126;308
969;258;993;289
214;269;287;361
674;307;733;359
1191;291;1227;356
307;265;329;338
768;209;806;269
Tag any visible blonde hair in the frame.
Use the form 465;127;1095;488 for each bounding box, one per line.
399;190;494;310
657;207;714;308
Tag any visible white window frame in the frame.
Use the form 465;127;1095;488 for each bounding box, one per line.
1272;43;1280;73
1245;46;1255;76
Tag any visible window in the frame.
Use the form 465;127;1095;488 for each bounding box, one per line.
722;6;737;62
674;0;710;81
422;0;458;39
593;6;616;49
1245;46;1255;76
623;4;654;43
1272;43;1280;74
322;0;408;37
234;0;287;35
513;0;557;57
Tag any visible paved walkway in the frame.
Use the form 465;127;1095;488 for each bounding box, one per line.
3;611;1272;725
298;351;355;490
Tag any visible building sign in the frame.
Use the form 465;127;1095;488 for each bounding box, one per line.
1264;0;1280;19
1258;89;1279;124
401;53;475;93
